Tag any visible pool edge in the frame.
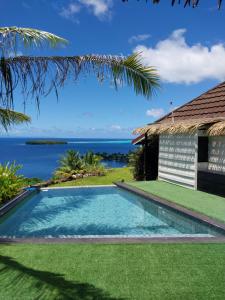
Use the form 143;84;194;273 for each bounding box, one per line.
0;189;38;218
1;183;225;244
115;181;225;237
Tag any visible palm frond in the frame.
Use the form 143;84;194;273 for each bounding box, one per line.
0;53;159;109
0;27;68;55
122;0;223;8
0;107;30;131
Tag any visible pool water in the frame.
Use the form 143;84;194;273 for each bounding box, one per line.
0;186;223;238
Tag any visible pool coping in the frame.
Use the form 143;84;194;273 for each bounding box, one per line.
115;182;225;239
0;183;225;244
0;189;37;218
42;184;116;190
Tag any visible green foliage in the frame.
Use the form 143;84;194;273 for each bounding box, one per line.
0;27;68;56
128;147;145;181
0;162;24;203
22;177;42;186
1;54;160;111
83;151;102;166
0;26;159;122
54;150;84;179
95;152;129;162
114;53;159;99
0;108;30;131
54;150;106;179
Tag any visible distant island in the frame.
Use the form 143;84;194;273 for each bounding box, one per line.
26;140;68;145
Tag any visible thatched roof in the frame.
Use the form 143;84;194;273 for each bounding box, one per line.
133;117;225;136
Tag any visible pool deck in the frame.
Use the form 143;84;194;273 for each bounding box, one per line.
0;183;225;244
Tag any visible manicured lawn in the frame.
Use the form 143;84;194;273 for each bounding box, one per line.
128;181;225;224
52;167;133;187
0;243;225;300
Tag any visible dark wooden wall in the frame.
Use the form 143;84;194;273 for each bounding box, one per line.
198;171;225;197
144;135;159;180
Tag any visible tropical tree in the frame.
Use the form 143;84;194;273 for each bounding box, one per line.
82;151;106;174
0;26;159;119
54;150;106;179
0;108;30;131
83;151;102;167
54;150;85;179
122;0;223;8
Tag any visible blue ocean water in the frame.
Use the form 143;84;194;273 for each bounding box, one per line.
0;138;135;179
0;187;221;238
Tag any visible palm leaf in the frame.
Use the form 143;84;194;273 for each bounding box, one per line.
122;0;222;8
0;53;159;109
0;27;68;55
0;107;30;130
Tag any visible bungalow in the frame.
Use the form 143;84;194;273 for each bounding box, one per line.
133;81;225;197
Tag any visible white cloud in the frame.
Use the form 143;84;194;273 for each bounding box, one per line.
59;0;112;21
80;0;112;19
134;28;225;84
59;3;81;21
129;34;151;44
110;124;121;130
146;108;165;118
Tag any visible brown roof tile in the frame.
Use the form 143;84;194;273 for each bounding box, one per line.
157;81;225;124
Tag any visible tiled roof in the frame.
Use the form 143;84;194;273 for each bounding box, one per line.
157;81;225;123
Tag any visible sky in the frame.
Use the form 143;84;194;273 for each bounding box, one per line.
1;0;225;138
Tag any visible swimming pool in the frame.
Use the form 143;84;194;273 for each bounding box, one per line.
0;186;224;239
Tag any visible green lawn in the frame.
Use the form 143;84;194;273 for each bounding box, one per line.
128;181;225;224
52;167;132;187
1;243;225;300
2;172;225;299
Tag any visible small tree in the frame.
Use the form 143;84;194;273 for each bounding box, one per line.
54;150;85;179
128;147;145;181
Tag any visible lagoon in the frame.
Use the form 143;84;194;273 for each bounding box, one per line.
0;138;134;179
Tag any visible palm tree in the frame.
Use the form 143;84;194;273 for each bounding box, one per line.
83;151;102;167
54;150;85;178
122;0;223;8
0;27;159;115
0;108;30;131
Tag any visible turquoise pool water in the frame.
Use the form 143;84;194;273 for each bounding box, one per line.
0;186;223;238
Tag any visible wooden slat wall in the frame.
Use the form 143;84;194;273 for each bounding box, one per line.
208;137;225;174
158;134;197;189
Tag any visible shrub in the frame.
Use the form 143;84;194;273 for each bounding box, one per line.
128;147;145;181
0;162;25;203
54;150;106;179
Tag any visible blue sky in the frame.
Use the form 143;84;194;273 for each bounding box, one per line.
1;0;225;138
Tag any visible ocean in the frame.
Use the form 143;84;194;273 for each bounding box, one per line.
0;138;135;179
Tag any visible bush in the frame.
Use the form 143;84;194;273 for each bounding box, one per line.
0;162;25;203
54;150;106;179
128;147;145;181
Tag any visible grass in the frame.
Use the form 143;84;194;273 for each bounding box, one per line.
2;172;225;299
0;243;225;300
52;167;133;187
128;180;225;224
